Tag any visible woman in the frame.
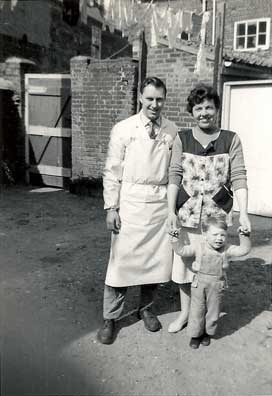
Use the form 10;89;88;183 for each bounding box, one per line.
167;84;251;333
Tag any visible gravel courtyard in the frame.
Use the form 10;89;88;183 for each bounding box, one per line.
0;186;271;396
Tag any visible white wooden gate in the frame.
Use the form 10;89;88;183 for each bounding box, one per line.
222;80;272;217
25;74;71;188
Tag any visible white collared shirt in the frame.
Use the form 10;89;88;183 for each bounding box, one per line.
140;111;161;139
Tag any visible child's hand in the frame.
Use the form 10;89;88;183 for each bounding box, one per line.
238;226;251;236
192;260;200;272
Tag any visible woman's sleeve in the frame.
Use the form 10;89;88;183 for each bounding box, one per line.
229;133;248;191
168;133;183;186
103;124;126;210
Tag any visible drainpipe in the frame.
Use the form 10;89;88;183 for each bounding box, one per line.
212;0;216;45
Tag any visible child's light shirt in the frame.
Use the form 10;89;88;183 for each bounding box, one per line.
172;239;250;277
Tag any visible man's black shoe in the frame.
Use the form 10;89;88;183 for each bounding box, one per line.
97;319;115;344
189;337;201;349
138;308;161;332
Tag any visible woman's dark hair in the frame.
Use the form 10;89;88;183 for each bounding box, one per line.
140;76;167;97
187;84;220;114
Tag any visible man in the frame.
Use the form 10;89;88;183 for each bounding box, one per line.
97;76;178;344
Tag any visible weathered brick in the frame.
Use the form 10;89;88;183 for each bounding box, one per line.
71;57;138;179
147;45;213;125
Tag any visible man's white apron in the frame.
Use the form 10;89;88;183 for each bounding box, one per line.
105;132;173;287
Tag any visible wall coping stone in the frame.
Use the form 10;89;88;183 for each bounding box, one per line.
71;55;137;65
158;38;215;61
0;77;14;90
5;57;37;65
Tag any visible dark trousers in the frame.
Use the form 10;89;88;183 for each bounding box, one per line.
103;284;158;320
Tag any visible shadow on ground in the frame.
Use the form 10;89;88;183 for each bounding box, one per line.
0;186;271;396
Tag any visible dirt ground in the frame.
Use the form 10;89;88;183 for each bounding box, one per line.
0;185;272;396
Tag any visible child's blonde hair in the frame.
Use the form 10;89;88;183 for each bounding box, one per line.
202;216;228;232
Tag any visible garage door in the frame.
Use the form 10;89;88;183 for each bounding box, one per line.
222;80;272;217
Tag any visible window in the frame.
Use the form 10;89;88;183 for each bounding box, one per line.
234;18;270;51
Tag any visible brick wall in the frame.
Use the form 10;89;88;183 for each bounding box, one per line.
70;56;138;179
70;47;214;182
140;1;214;128
147;46;214;128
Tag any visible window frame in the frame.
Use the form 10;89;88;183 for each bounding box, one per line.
233;17;271;52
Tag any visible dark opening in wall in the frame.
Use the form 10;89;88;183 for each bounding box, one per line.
63;0;80;26
180;31;189;40
19;33;28;51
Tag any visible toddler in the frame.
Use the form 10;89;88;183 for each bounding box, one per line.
170;216;251;349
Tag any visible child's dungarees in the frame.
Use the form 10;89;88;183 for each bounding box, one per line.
188;243;228;337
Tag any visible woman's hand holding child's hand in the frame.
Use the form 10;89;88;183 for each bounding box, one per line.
168;228;180;243
167;212;179;232
238;226;250;236
168;212;181;243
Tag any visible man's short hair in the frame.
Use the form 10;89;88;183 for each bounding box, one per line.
140;76;167;96
202;216;228;232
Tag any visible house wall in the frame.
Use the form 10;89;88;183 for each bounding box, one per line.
70;56;138;179
0;0;94;73
101;29;132;59
0;0;51;47
222;0;272;55
205;0;272;57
